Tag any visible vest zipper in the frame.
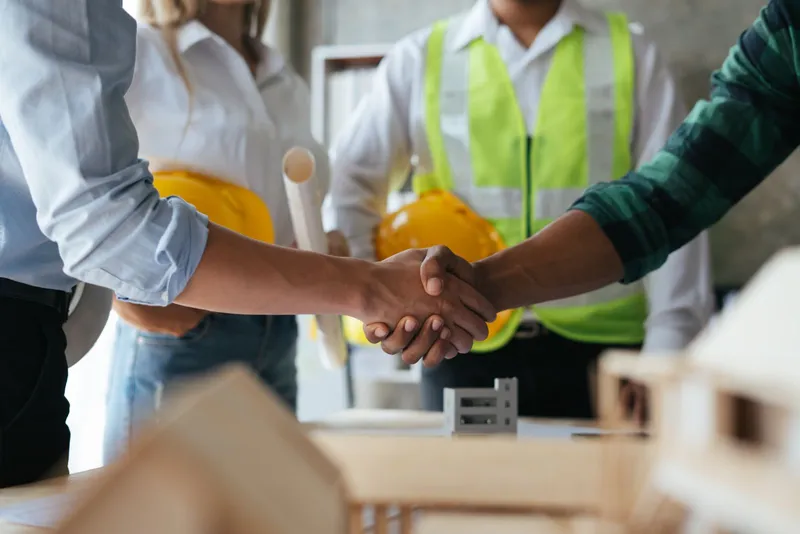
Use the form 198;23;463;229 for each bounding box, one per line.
525;136;533;238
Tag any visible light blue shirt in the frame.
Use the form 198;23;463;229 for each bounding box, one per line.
0;0;209;306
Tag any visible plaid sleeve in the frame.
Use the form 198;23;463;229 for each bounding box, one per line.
571;0;800;284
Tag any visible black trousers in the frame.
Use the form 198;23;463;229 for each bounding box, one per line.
421;329;641;419
0;296;71;488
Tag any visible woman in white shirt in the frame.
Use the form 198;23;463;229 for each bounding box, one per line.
103;0;346;462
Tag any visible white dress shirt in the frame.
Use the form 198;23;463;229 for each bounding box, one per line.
0;0;208;306
129;22;328;248
330;0;714;352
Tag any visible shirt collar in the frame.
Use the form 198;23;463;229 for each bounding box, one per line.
175;21;286;81
176;20;218;53
448;0;610;52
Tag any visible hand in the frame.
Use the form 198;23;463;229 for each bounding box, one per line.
326;230;350;257
113;299;209;337
362;246;494;366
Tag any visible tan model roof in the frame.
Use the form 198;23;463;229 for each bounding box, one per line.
687;247;800;393
55;365;349;534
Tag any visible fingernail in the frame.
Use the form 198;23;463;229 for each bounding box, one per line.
426;278;443;295
440;327;450;340
445;349;458;359
374;326;388;338
431;319;443;331
404;318;417;332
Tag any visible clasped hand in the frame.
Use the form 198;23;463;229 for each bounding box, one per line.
356;246;496;367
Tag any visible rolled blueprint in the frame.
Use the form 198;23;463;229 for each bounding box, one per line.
282;146;348;369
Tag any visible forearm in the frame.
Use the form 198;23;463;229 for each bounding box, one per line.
176;224;370;317
473;211;623;312
573;1;800;283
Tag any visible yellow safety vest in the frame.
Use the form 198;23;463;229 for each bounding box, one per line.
415;13;647;352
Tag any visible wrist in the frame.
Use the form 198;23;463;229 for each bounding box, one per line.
333;257;375;319
473;253;527;313
472;259;500;311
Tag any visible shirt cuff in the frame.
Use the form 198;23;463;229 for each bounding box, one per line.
112;197;209;306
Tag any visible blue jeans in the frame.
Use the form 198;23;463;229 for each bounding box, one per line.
103;313;298;464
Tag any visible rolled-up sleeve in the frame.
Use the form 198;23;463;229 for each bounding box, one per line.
571;0;800;284
0;0;208;305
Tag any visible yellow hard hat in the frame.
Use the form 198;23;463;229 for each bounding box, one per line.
344;189;512;347
152;170;275;244
376;190;503;263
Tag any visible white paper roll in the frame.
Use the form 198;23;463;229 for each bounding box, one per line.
283;146;348;369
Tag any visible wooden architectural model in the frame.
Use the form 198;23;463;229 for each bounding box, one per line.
50;249;800;534
600;247;800;534
51;365;650;534
53;367;350;534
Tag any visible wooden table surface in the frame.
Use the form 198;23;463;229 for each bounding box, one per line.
0;410;612;533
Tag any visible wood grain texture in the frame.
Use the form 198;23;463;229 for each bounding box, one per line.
312;433;616;511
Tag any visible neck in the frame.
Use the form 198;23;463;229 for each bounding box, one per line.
489;0;562;48
199;3;250;58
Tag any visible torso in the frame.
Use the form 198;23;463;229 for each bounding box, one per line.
127;23;327;247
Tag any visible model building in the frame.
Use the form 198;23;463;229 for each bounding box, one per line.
48;250;800;534
443;378;518;435
601;248;800;534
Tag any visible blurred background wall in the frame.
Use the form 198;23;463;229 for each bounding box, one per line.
293;0;800;289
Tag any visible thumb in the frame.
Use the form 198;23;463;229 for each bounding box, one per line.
420;245;474;296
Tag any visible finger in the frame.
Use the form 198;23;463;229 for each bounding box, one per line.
338;243;351;257
444;324;474;354
421;338;455;368
400;315;446;365
380;316;422;355
449;276;496;323
327;233;351;257
420;245;474;296
363;322;392;344
445;300;490;342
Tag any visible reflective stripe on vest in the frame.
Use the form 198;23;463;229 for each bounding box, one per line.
418;13;646;350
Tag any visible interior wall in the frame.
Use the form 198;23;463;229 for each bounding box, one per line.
296;0;800;287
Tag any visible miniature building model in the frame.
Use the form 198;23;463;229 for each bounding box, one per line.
53;367;350;534
600;247;800;534
51;365;651;534
48;249;800;534
443;378;518;434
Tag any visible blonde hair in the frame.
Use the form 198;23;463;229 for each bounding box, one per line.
140;0;271;91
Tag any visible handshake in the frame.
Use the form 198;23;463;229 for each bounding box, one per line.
352;246;497;368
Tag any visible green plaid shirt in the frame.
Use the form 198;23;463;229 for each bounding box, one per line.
571;0;800;283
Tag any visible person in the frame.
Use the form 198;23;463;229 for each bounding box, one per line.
369;0;800;373
101;0;352;462
331;0;713;418
0;0;494;488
